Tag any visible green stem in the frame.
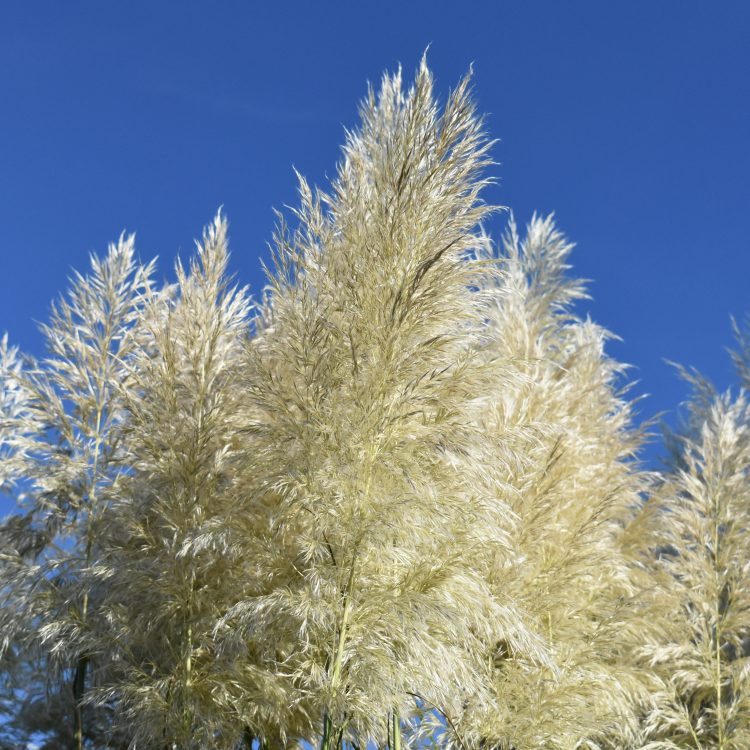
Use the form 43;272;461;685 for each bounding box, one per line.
322;437;381;750
320;712;333;750
391;711;402;750
331;555;357;690
713;491;724;750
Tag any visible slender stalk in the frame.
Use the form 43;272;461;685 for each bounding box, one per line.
684;702;704;750
322;441;379;750
713;500;724;750
72;654;89;750
183;585;194;743
320;712;333;750
73;395;105;750
73;288;122;749
182;487;199;742
330;555;358;692
180;351;210;744
391;711;402;750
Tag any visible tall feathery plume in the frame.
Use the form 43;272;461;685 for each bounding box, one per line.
0;240;154;749
219;57;541;749
89;214;254;748
0;56;717;750
459;215;652;750
641;382;750;749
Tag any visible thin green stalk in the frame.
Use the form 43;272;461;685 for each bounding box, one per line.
180;346;210;745
73;395;105;750
390;711;402;750
714;507;724;750
322;438;380;750
331;555;358;691
320;712;333;750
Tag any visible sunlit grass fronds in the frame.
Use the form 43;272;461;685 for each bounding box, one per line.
0;233;154;521
0;234;154;749
220;57;529;749
89;213;253;748
2;55;730;750
459;214;652;750
641;393;750;750
0;335;38;492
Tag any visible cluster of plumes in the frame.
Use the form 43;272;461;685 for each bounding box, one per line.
633;340;750;750
1;58;749;750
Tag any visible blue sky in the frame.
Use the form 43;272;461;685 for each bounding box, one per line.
1;1;749;476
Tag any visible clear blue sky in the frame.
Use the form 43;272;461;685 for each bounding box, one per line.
1;1;749;475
